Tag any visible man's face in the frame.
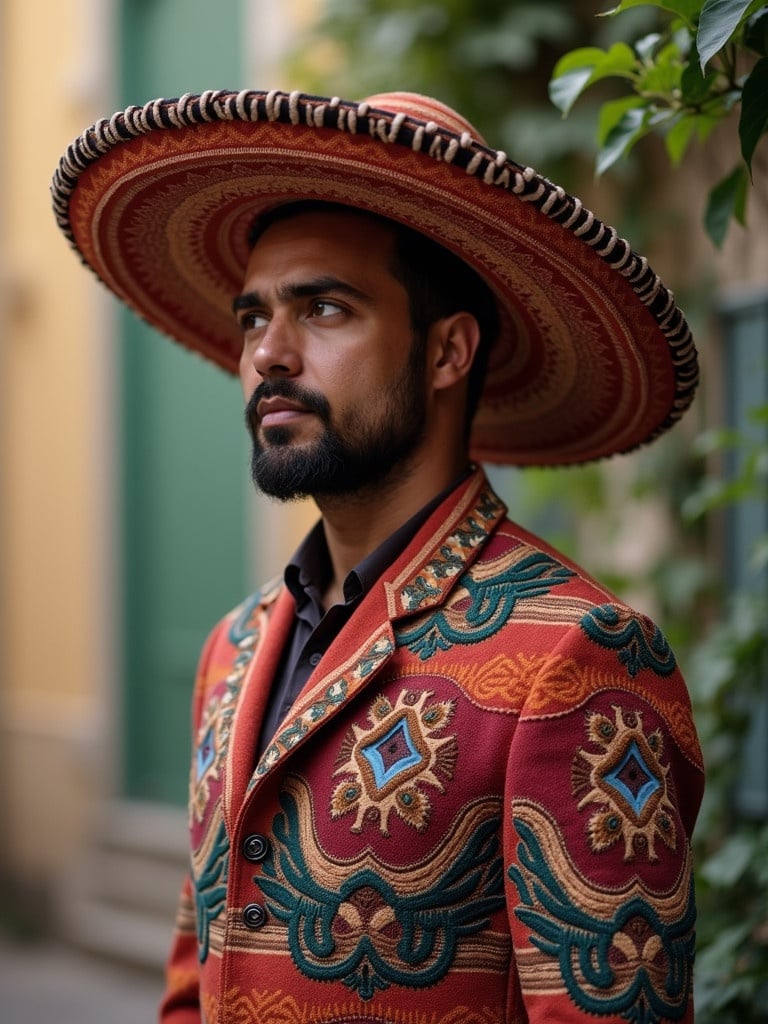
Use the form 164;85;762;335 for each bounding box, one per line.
236;211;427;501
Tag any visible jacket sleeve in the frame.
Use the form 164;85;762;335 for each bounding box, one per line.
159;622;224;1023
504;605;704;1022
159;875;201;1023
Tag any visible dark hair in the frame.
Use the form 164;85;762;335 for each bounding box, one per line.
248;200;499;433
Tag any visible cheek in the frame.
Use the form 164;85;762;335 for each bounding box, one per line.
239;353;257;401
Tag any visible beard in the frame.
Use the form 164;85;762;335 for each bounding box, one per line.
245;338;427;502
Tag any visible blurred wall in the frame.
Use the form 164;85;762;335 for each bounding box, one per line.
1;0;119;913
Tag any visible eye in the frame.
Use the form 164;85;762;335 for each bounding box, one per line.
239;310;268;332
307;299;344;319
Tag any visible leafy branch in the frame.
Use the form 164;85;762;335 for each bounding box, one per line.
549;0;768;244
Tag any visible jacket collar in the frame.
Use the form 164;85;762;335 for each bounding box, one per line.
384;466;506;620
238;466;507;798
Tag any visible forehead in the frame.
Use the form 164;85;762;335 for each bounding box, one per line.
244;208;403;292
249;209;397;270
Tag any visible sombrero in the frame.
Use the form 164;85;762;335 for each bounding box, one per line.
51;88;698;466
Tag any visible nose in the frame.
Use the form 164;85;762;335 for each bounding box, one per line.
241;312;302;381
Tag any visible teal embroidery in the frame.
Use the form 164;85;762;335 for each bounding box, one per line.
307;680;349;722
194;821;229;963
580;605;676;678
397;552;574;660
357;637;394;677
399;487;505;614
476;489;502;523
401;525;489;613
508;816;695;1023
258;788;505;999
228;587;266;645
401;574;441;610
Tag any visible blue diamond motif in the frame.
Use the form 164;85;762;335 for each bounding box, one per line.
602;739;660;816
362;718;422;789
196;725;216;781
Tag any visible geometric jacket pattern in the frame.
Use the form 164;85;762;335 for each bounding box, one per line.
160;467;705;1023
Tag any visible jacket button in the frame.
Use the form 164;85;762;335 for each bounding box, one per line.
242;833;269;862
243;903;267;930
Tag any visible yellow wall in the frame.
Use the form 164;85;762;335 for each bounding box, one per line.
1;0;118;892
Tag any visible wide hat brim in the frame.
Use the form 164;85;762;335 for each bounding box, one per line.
52;89;698;466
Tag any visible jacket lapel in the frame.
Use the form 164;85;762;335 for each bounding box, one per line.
224;585;295;818
245;468;507;795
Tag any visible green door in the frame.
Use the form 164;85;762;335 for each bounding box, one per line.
119;0;247;805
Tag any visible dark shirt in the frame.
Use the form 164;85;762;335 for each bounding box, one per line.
256;471;470;757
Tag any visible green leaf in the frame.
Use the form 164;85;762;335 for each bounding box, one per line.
600;0;701;28
665;114;699;162
635;32;662;61
696;111;724;140
698;0;754;69
637;45;684;94
704;164;749;244
701;833;758;886
692;426;744;455
550;43;638;114
695;922;753;975
680;37;718;104
744;6;768;55
598;95;647;144
739;56;768;169
597;103;649;173
550;69;600;114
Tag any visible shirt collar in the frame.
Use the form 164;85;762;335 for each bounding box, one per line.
284;467;472;610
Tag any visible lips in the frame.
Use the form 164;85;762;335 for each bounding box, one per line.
257;396;312;428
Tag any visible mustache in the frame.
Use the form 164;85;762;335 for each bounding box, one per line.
245;378;331;429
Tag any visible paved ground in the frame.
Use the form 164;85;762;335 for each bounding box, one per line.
0;935;165;1023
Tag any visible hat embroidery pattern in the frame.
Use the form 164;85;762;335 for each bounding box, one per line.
52;88;699;466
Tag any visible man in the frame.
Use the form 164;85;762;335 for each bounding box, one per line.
52;90;704;1023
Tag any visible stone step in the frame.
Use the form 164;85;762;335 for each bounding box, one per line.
59;800;188;972
60;895;174;973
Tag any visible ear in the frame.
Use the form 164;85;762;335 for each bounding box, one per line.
429;312;481;393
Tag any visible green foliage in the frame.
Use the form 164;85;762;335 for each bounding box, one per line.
549;0;768;244
677;405;768;1022
287;1;643;176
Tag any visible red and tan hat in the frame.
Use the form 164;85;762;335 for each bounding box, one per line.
51;88;698;466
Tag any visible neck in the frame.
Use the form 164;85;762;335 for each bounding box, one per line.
315;448;470;609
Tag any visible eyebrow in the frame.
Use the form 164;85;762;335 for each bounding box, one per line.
232;276;371;316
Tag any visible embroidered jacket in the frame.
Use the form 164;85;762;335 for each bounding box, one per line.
161;468;704;1024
